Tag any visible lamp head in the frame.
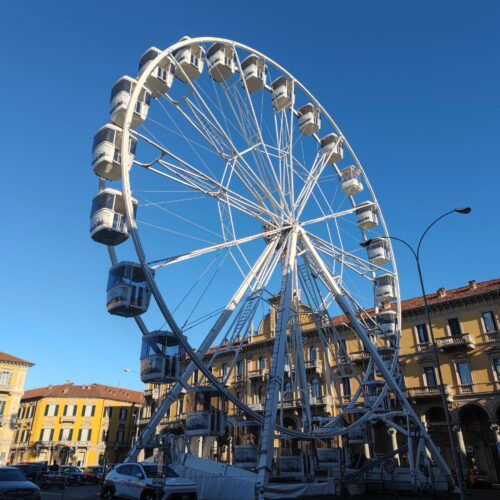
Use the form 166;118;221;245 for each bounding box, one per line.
454;207;471;214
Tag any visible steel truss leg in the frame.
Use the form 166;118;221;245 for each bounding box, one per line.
256;228;298;494
124;242;276;462
300;229;455;488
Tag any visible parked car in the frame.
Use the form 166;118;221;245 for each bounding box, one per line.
59;465;85;485
466;469;492;488
0;466;41;499
12;462;47;482
101;462;197;500
83;465;104;483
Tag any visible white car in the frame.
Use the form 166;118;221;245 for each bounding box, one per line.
101;462;197;500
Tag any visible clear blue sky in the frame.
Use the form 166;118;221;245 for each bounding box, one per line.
2;1;498;391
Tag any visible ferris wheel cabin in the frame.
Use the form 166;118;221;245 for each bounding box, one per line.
241;55;266;93
140;331;185;384
271;76;293;111
90;188;137;246
340;165;363;196
107;261;153;317
207;43;236;82
374;273;397;304
321;133;344;164
91;124;137;181
138;47;174;98
297;103;321;136
376;310;397;335
365;237;390;265
355;202;378;229
186;390;227;437
173;38;205;83
109;75;152;129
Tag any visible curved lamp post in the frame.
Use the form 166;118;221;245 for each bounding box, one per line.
361;207;471;499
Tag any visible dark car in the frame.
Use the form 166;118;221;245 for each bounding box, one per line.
60;466;85;485
83;466;103;484
12;463;47;483
466;469;492;488
0;466;41;499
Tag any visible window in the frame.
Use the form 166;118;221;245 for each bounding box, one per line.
456;361;473;385
104;406;112;418
338;339;347;355
44;404;59;417
258;357;265;371
492;358;500;380
423;366;437;387
39;428;54;442
119;408;128;421
116;464;132;476
59;428;73;441
482;311;497;333
257;385;264;403
236;360;244;376
221;363;227;377
178;397;184;416
78;428;92;442
26;406;34;418
102;429;109;441
284;381;292;400
416;324;429;344
0;401;5;416
193;370;199;384
63;404;76;417
21;430;29;443
17;406;24;418
341;377;351;397
82;405;95;417
310;377;320;398
0;371;12;386
309;346;317;362
448;318;462;337
117;430;125;442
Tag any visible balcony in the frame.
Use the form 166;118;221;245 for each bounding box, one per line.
436;333;474;351
483;331;500;343
406;385;452;401
454;384;475;395
248;402;263;411
310;395;333;406
144;388;159;399
415;342;431;353
282;398;300;409
59;415;76;424
349;351;370;363
305;359;323;373
248;368;269;380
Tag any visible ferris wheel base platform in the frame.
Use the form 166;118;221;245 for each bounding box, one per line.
171;454;338;499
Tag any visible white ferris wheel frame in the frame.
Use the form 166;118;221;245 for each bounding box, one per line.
104;36;454;489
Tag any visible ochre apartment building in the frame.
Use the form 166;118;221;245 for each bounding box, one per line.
139;277;500;482
10;383;143;467
0;352;33;465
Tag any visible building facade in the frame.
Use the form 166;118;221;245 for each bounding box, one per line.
139;278;500;481
10;383;143;467
0;353;33;466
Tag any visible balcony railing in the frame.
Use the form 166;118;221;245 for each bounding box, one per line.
248;402;263;411
483;331;500;342
305;359;323;372
248;368;269;379
349;351;370;362
310;395;333;406
436;333;474;350
405;385;451;399
59;416;77;424
415;342;431;352
455;384;475;395
144;388;159;399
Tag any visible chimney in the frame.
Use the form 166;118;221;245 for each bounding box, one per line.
437;287;446;298
469;280;477;290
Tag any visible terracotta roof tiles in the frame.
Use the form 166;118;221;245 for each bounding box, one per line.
0;352;34;366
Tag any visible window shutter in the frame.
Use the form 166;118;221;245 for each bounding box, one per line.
109;407;113;418
55;404;59;416
69;429;73;441
39;429;44;441
44;405;49;416
63;405;67;416
78;429;82;441
59;429;63;440
72;405;77;416
81;406;85;416
91;405;96;417
49;429;54;441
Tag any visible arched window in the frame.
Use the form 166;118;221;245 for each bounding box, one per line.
259;356;265;371
310;377;320;398
309;346;317;362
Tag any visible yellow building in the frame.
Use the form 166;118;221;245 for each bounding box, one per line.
0;352;33;466
140;277;500;481
10;383;143;467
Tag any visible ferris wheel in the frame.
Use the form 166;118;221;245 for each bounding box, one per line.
90;36;454;494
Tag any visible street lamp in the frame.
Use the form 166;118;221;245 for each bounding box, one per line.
360;207;471;499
